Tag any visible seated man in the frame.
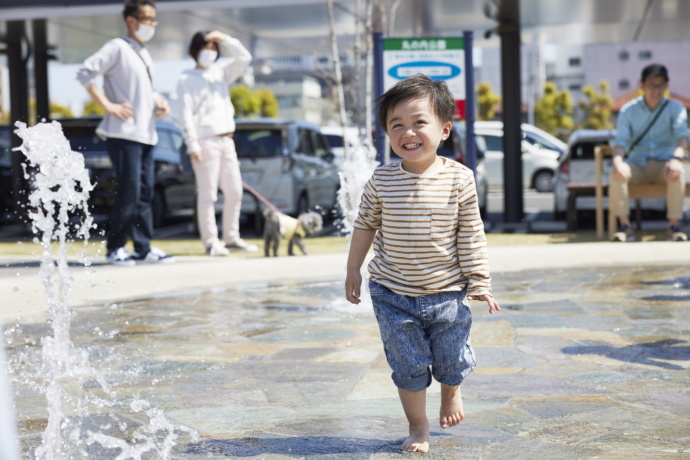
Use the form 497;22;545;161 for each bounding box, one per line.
609;63;689;242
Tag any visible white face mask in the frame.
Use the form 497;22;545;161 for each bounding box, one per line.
134;23;156;43
197;49;218;68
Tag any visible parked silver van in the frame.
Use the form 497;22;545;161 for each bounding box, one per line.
234;118;340;216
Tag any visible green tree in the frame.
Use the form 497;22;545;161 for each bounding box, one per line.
28;99;74;124
83;100;105;116
255;88;279;118
535;81;574;139
49;102;74;119
230;84;261;118
578;80;614;130
476;82;501;121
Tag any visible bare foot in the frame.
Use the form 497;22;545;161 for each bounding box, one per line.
402;421;430;452
439;384;464;428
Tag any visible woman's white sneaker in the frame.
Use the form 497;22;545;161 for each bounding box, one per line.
207;241;230;256
226;239;258;252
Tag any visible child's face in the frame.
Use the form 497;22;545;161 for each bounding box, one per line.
386;97;452;174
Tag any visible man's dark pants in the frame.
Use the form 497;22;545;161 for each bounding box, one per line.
105;137;154;256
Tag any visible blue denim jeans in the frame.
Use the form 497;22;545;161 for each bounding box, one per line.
369;280;476;392
105;137;154;255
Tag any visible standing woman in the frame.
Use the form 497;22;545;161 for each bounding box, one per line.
177;30;257;255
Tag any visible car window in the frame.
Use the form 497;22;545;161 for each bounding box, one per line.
570;140;608;160
312;131;330;159
324;134;344;148
482;134;503;151
62;126;106;157
524;133;563;153
235;129;283;158
153;128;175;153
569;140;610;160
168;128;185;153
297;128;314;156
0;126;12;166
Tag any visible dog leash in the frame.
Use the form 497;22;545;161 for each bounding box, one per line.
242;180;284;214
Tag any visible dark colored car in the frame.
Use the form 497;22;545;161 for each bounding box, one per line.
0;125;15;223
56;117;194;228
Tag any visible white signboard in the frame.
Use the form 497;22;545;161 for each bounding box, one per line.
383;37;465;116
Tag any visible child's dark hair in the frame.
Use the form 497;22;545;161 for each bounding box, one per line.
188;31;220;61
377;74;456;131
122;0;156;20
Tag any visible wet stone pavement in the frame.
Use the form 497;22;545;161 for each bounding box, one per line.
8;264;690;459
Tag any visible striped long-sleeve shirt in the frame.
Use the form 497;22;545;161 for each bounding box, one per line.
353;159;492;297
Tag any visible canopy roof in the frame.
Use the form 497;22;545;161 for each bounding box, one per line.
1;0;689;64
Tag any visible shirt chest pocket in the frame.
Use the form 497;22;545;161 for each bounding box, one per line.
406;207;457;240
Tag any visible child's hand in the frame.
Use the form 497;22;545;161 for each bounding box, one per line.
467;294;501;314
345;270;362;304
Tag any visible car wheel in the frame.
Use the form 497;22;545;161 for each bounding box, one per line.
533;170;555;193
152;188;166;228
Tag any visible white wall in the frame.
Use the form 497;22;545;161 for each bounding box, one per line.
585;40;690;99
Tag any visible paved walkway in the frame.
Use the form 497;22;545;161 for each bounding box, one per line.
1;241;688;323
3;241;690;458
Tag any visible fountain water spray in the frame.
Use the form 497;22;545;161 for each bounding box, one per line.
336;139;378;236
11;121;197;459
0;326;20;460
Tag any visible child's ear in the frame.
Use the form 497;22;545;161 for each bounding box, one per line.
442;121;452;140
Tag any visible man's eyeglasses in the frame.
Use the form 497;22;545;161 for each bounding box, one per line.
644;82;667;91
135;16;158;26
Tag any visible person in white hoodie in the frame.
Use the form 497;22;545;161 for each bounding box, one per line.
177;30;257;256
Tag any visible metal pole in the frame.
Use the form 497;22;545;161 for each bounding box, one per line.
7;21;30;225
499;0;524;224
33;19;50;123
373;31;385;164
463;31;477;176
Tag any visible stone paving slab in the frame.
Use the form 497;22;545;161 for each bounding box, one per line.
5;255;690;458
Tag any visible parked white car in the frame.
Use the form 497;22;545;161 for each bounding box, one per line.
320;125;363;165
476;121;567;155
474;121;562;192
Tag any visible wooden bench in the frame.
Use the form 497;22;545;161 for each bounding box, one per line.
566;146;690;237
593;145;690;238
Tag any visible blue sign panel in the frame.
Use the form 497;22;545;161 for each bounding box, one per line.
387;61;461;81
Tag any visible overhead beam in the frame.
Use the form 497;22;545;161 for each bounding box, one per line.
0;0;357;21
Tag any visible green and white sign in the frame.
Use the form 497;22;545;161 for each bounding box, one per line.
383;37;465;104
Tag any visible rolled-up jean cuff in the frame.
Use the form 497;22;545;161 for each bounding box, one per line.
393;369;433;392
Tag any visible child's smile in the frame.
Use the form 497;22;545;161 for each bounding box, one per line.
386;97;451;174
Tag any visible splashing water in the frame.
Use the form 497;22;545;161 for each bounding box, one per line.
12;121;197;459
336;140;378;236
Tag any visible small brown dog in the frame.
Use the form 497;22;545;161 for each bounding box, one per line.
262;208;323;257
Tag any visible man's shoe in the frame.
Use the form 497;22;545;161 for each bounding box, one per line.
132;246;176;264
612;224;634;242
106;247;136;266
226;239;258;252
667;225;688;242
207;241;230;256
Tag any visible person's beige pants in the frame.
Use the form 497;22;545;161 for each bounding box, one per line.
608;159;686;221
192;135;243;248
